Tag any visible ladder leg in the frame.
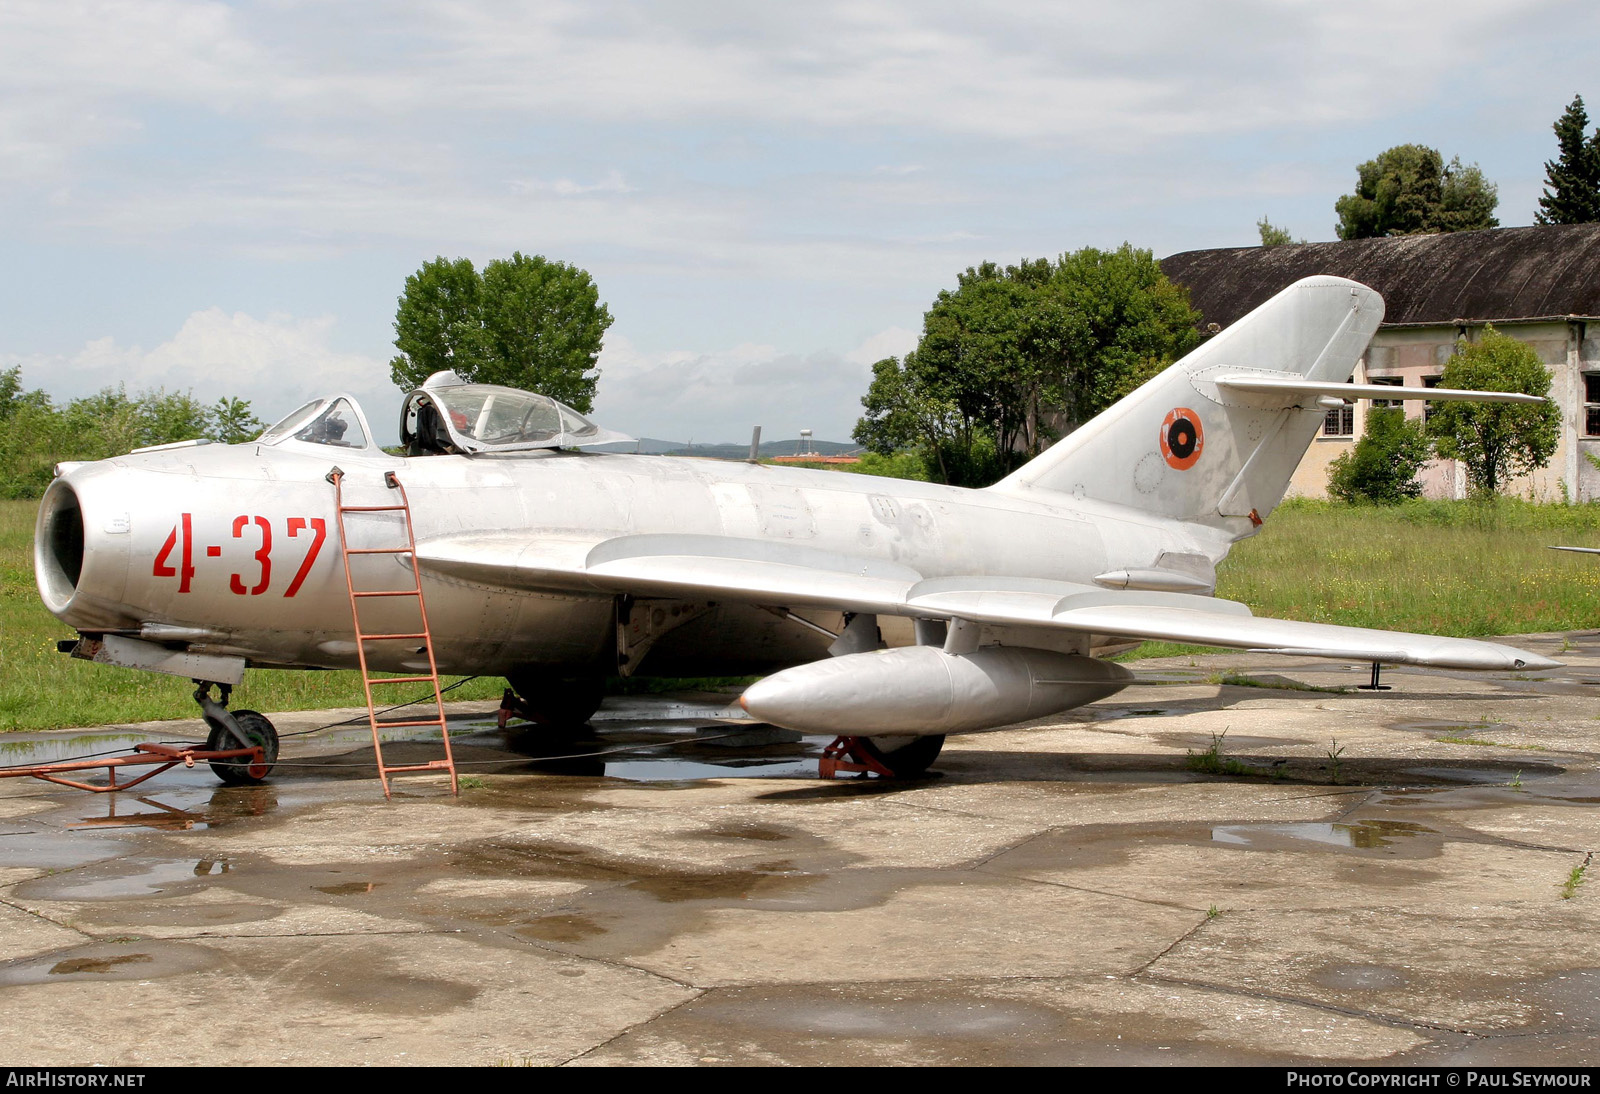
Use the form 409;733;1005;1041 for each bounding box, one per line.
333;470;459;798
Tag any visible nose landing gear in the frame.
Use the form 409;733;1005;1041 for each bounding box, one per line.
195;682;279;785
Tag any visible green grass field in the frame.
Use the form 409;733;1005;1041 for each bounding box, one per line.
4;496;1600;730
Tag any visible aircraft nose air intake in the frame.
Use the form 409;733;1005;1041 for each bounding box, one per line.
35;479;85;612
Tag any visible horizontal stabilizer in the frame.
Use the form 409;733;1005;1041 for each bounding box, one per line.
1214;374;1546;404
1049;604;1556;671
1549;546;1600;555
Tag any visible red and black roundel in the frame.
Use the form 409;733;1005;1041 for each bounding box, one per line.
1160;408;1203;470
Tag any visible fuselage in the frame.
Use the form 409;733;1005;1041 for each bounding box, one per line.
36;434;1228;679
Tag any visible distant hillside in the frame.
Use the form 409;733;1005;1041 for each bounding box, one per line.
589;437;862;460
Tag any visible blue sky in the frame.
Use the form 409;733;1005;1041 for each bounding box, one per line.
2;0;1596;444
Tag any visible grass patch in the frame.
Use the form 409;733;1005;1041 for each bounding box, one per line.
1112;641;1229;662
1222;497;1600;637
1186;730;1254;777
1326;738;1346;785
1561;857;1590;900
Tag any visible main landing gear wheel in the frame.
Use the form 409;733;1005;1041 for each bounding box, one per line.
205;710;279;785
820;734;945;778
500;671;605;730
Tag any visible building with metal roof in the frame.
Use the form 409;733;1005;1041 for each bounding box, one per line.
1161;225;1600;501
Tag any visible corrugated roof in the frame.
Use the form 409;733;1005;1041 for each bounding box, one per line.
1160;224;1600;328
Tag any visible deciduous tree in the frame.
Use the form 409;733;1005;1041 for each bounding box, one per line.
1327;408;1430;504
1427;328;1560;497
389;252;612;411
853;246;1200;486
1256;217;1302;246
1335;145;1498;239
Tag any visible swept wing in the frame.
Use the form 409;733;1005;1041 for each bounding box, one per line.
415;531;1554;671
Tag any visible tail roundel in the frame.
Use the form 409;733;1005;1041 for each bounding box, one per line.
989;275;1385;535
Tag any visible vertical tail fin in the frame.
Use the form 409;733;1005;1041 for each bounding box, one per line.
989;275;1384;535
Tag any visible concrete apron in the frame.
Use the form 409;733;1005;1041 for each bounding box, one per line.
0;630;1596;1066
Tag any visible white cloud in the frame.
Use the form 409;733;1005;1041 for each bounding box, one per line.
510;171;636;197
9;308;393;427
845;326;918;366
593;334;873;442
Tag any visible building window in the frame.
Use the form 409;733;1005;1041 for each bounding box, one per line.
1370;375;1402;409
1324;378;1354;436
1586;374;1600;437
1423;374;1441;424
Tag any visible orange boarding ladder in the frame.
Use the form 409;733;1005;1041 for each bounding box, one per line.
329;469;458;799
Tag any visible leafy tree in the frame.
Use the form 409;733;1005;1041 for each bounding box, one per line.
1427;328;1560;497
1256;217;1302;246
1335;145;1498;239
1536;94;1600;225
1327;408;1431;504
208;397;266;444
853;245;1200;486
389;252;613;411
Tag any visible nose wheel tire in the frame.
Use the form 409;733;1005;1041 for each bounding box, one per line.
205;710;279;785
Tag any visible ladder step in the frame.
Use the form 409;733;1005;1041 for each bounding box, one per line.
345;547;412;555
382;761;456;774
372;718;447;729
357;632;429;642
341;504;408;512
365;675;437;685
353;590;421;599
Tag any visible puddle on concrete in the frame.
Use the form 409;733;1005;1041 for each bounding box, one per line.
705;996;1052;1037
1212;820;1436;850
518;913;608;943
1311;963;1411;991
1401;765;1559;785
1093;708;1186;721
0;732;186;766
469;720;830;783
1528;968;1600;1026
17;856;233;901
307;969;480;1016
0;941;214;986
627;865;810;903
1389;720;1484;735
313;881;380;896
0;829;132;869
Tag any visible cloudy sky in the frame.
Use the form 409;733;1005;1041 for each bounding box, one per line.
3;1;1596;444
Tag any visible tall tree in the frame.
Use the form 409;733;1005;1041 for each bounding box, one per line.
389;252;612;411
1335;144;1498;239
1427;328;1560;497
853;245;1200;487
1536;94;1600;225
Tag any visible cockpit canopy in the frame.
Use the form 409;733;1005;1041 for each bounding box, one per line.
255;373;632;456
259;397;371;449
399;371;632;456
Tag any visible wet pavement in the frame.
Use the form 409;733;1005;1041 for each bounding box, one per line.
0;633;1597;1065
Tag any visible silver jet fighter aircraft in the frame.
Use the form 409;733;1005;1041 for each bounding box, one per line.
35;275;1558;779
